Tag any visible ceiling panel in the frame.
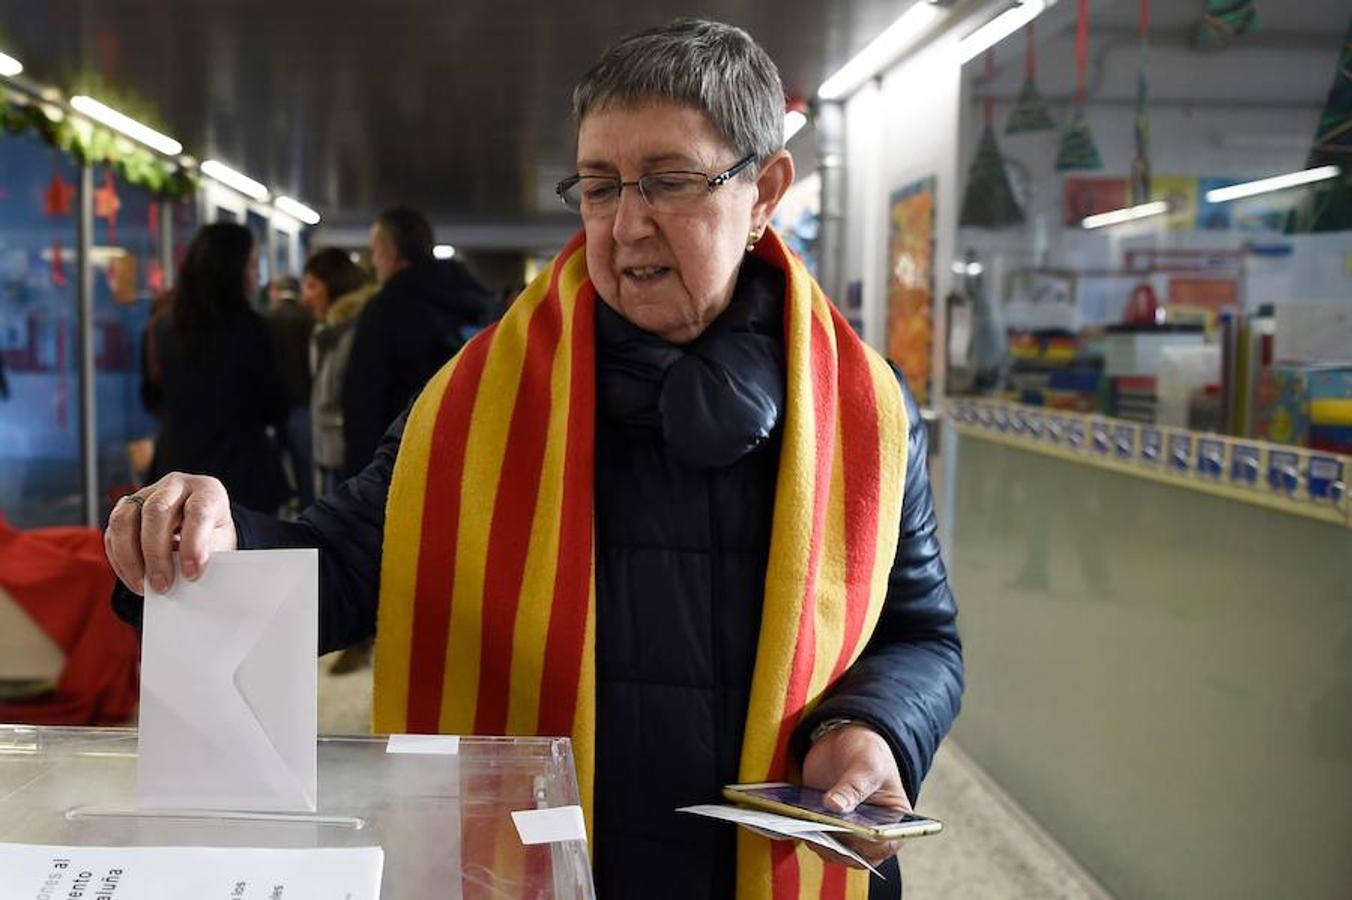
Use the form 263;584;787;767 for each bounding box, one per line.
1;0;918;225
4;0;1345;228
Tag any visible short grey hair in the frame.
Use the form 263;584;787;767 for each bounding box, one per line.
572;19;785;176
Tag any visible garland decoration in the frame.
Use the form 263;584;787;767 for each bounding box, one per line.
1;86;197;199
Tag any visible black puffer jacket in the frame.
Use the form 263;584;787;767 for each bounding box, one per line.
340;258;493;476
114;258;963;899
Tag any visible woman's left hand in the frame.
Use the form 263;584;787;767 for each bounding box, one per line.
801;723;912;869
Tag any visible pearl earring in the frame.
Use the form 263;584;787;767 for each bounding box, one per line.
746;230;761;252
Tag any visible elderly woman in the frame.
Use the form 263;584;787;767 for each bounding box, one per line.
106;19;962;900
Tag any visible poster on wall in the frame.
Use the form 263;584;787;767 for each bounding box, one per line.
1062;177;1127;227
1198;176;1289;234
1148;175;1199;231
886;177;935;405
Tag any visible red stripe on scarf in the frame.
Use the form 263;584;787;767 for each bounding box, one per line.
406;330;495;732
822;862;849;900
536;282;597;735
768;309;837;779
473;267;567;735
830;307;883;681
771;840;801;899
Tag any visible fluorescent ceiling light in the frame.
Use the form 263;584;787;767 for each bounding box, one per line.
958;0;1047;64
433;244;456;260
818;2;941;101
274;195;321;225
201;159;269;201
69;95;183;156
1082;200;1169;230
784;110;808;143
0;52;22;78
1203;165;1341;204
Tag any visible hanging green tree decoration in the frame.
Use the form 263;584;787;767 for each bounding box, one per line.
1006;22;1055;134
961;50;1025;228
1287;13;1352;234
1196;0;1257;50
1130;0;1152;204
0;86;197;199
1056;0;1103;171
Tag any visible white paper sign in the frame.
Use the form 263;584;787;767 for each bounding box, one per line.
138;550;318;812
511;806;587;844
386;734;460;755
0;844;383;900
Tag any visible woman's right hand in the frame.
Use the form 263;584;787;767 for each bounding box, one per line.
104;472;238;596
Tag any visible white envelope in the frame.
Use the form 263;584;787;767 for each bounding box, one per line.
137;549;318;812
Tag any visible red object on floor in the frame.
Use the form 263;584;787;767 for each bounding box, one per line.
0;514;140;725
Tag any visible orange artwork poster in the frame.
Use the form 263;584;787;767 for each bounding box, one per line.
887;177;935;405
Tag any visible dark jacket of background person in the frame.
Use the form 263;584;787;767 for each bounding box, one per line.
148;312;291;513
311;284;376;472
265;298;315;412
114;260;963;898
339;258;492;476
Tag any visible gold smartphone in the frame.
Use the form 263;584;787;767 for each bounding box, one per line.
722;782;943;842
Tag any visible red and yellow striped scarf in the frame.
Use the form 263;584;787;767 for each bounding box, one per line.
373;227;908;900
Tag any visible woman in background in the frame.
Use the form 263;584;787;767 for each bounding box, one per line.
301;247;378;675
145;223;290;513
301;248;375;496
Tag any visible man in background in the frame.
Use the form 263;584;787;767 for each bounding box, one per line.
341;208;493;477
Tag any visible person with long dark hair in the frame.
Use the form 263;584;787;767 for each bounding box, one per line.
145;223;290;513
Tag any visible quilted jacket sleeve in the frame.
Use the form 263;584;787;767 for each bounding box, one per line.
790;366;964;803
111;412;405;656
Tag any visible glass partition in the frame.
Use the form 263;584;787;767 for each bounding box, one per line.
948;1;1351;451
171;196;198;274
0;132;84;527
91;165;160;518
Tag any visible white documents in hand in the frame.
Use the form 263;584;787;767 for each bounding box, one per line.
678;805;882;876
139;549;318;812
0;843;383;900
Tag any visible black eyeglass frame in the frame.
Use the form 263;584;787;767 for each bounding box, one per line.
554;153;758;212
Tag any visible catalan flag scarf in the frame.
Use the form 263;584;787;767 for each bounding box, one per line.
373;227;908;900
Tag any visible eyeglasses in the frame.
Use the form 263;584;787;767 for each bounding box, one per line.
556;153;757;216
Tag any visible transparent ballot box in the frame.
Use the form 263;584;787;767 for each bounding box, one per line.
0;726;596;898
